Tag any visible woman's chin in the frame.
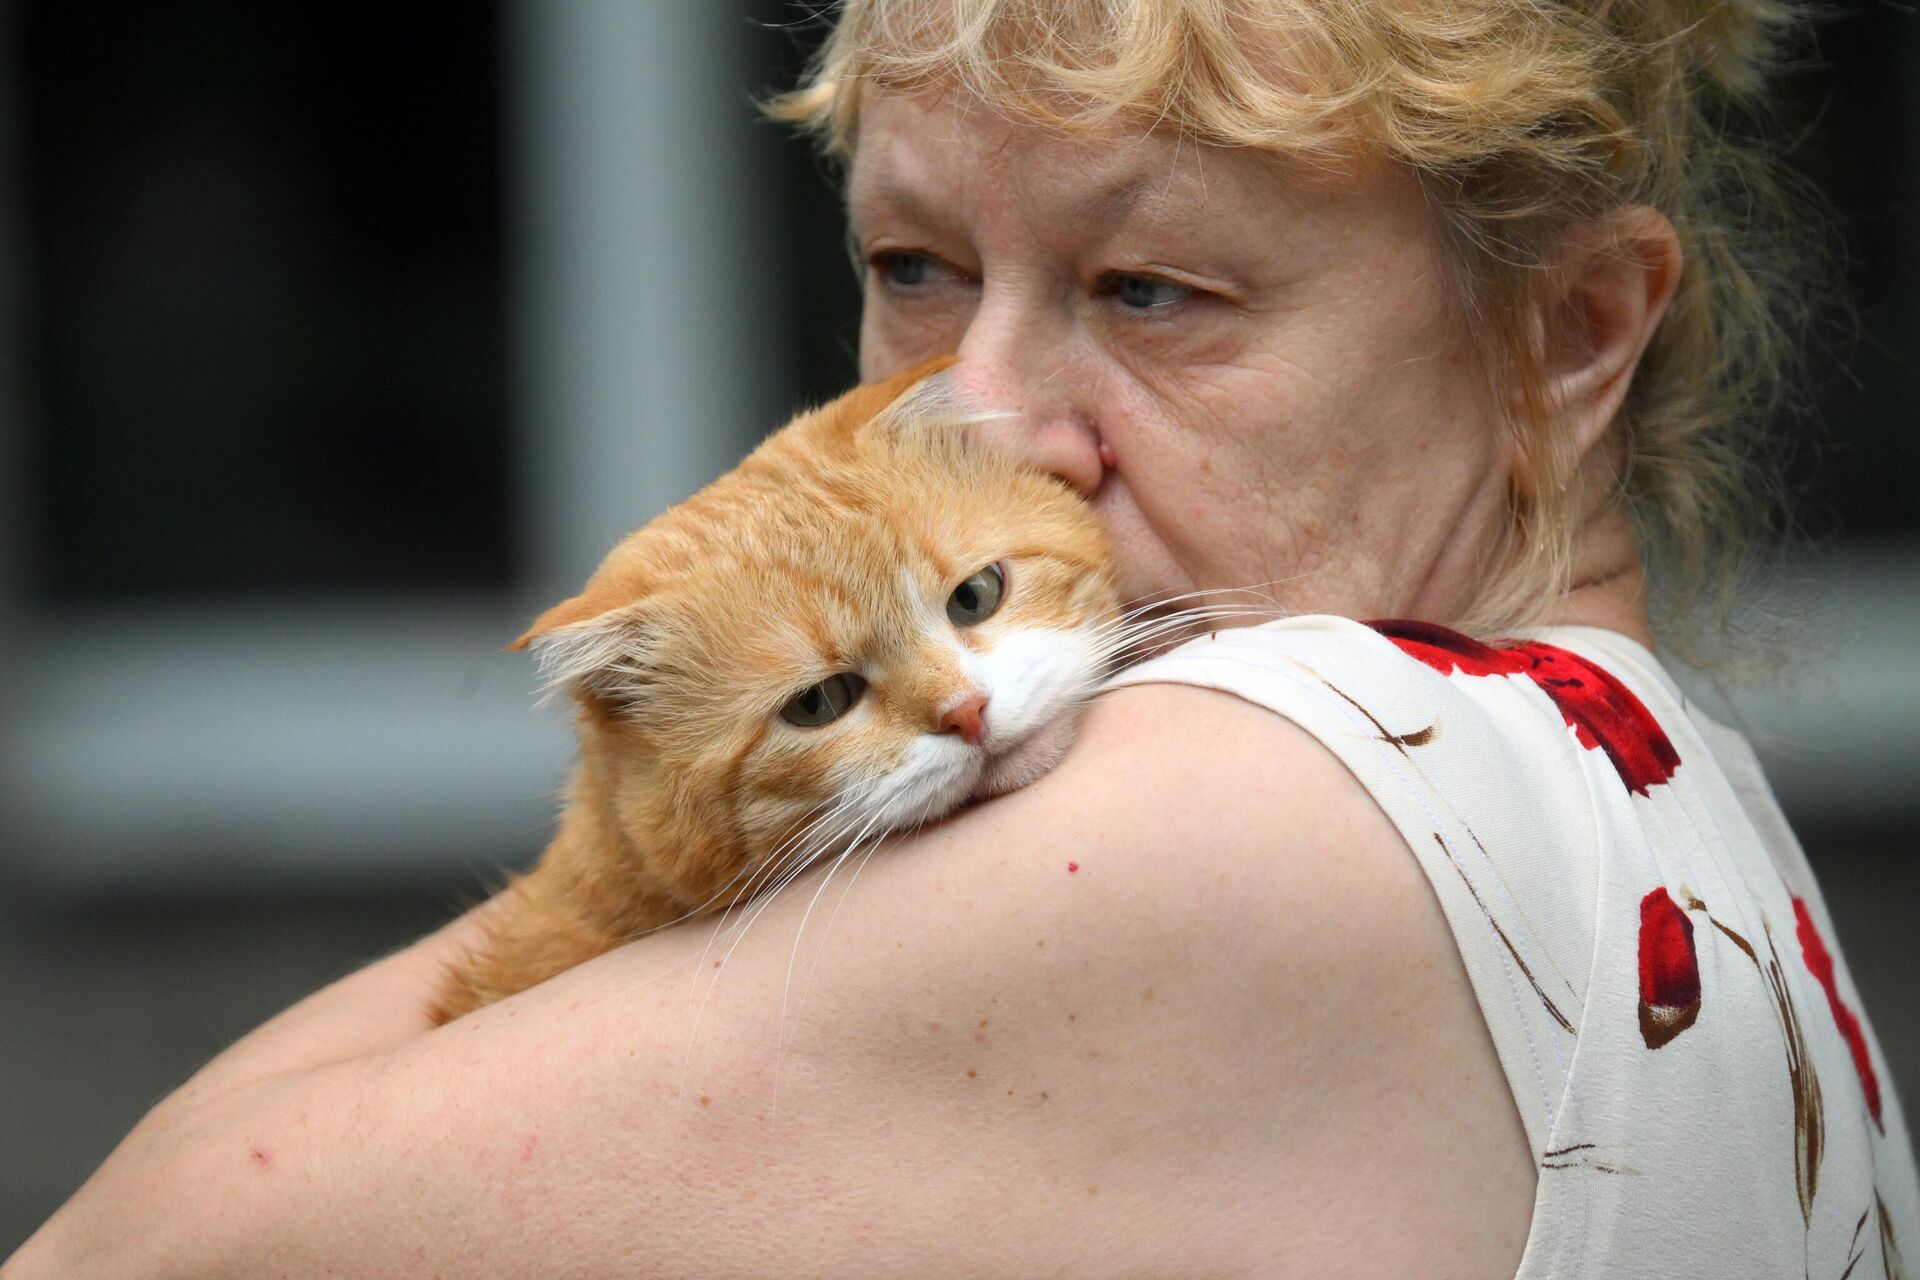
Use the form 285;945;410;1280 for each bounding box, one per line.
974;716;1078;799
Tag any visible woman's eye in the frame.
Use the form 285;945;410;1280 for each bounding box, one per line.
871;250;958;289
947;563;1006;627
1101;272;1195;310
780;673;867;727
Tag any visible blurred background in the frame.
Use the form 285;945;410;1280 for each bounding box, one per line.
0;0;1915;1250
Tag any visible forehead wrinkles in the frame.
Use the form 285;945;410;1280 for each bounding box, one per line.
851;93;1273;246
848;98;1096;227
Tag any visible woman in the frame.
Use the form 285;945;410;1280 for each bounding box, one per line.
9;1;1915;1276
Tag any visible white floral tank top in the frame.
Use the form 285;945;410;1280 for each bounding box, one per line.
1104;616;1918;1278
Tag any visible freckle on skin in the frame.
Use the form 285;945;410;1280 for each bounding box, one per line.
928;1021;943;1032
966;1069;978;1078
1067;1012;1076;1022
699;1095;711;1107
978;1019;989;1028
1141;987;1155;1002
1088;1185;1099;1196
1039;1091;1050;1101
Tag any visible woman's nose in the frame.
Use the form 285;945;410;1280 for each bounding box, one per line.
951;319;1108;499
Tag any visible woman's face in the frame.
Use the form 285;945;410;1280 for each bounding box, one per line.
851;91;1516;623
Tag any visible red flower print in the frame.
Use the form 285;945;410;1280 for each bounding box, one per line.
1637;888;1702;1049
1793;897;1882;1131
1370;620;1681;795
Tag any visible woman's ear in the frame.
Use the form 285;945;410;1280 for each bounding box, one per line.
1538;206;1684;461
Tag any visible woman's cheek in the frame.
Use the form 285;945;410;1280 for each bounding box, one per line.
1095;309;1257;388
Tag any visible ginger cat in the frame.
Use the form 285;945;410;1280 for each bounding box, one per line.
429;360;1120;1023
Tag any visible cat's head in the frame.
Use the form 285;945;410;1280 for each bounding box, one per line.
516;360;1119;908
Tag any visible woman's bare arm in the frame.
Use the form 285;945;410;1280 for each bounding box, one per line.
173;901;498;1099
4;684;1532;1279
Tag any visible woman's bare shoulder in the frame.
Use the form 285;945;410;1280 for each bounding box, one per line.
454;680;1537;1275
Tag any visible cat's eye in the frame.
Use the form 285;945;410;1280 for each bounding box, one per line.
779;673;867;727
947;563;1006;627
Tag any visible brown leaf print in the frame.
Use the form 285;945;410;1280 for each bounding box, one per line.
1841;1205;1871;1280
1539;1142;1641;1177
1319;679;1433;757
1688;900;1827;1229
1432;833;1573;1033
1882;1189;1908;1280
1761;920;1826;1228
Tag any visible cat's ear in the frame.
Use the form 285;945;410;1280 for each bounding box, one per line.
510;592;662;715
506;591;617;652
851;355;1009;443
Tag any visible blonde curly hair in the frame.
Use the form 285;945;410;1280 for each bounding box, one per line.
768;0;1820;650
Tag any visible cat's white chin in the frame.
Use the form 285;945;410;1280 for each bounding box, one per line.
972;716;1078;800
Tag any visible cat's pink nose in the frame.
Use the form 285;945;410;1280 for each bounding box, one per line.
938;693;989;746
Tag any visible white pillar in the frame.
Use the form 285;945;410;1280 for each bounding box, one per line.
504;0;787;607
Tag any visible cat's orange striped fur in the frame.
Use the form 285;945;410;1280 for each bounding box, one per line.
429;359;1118;1023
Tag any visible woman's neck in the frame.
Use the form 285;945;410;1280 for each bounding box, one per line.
1539;502;1655;648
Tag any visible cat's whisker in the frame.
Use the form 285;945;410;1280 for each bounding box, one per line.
1106;610;1285;642
1112;577;1310;619
701;828;876;1093
1089;604;1291;658
1091;606;1285;644
771;797;899;1122
1093;580;1309;652
698;800;858;980
789;828;895;1028
746;802;860;895
678;828;847;1107
781;797;935;1060
1111;600;1289;624
704;791;883;983
1102;613;1285;649
638;800;844;948
1105;594;1295;630
685;802;842;964
678;793;869;1094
